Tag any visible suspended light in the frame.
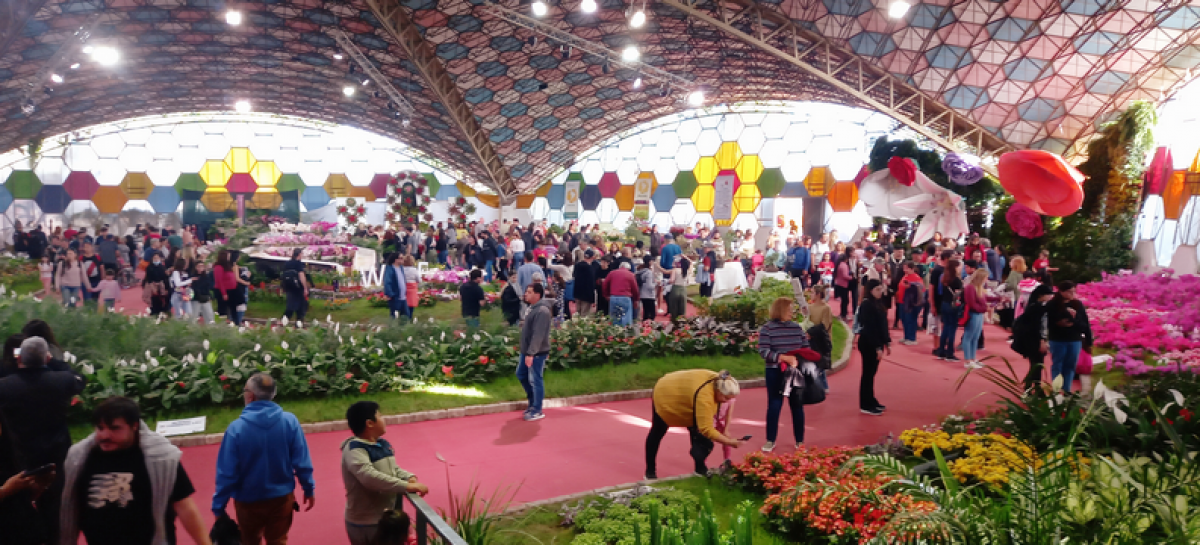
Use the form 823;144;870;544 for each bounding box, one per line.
402;118;412;128
225;10;243;25
630;9;646;28
531;1;548;16
91;46;119;66
82;45;94;54
50;74;63;83
333;53;344;60
362;78;370;86
633;77;642;89
234;100;252;113
69;63;80;70
888;0;911;19
687;90;704;107
581;0;597;13
621;45;640;62
343;86;356;97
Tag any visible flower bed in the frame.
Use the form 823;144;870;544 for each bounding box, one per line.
1077;272;1200;374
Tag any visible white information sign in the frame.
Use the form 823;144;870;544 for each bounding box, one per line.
713;171;736;221
155;416;207;437
563;180;581;219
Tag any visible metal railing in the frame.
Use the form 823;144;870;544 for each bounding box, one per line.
404;492;470;545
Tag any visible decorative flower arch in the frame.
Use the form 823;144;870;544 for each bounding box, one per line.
385;170;432;230
336;197;366;227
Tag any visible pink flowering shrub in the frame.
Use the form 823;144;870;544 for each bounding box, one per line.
1078;273;1200;374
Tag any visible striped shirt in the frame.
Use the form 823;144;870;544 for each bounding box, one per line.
758;320;810;367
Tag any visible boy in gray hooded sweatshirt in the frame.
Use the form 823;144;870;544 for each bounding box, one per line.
341;401;429;545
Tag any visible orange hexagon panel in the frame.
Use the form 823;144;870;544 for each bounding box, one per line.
324;174;353;198
348;186;376;202
827;180;859;213
614;185;635;211
93;186;128;213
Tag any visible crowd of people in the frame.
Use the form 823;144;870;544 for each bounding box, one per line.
0;319;424;545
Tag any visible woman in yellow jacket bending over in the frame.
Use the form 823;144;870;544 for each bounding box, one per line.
644;369;745;480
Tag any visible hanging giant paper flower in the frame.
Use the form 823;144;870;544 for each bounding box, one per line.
887;156;917;187
893;173;969;245
942;153;985;186
1005;202;1045;238
858;168;927;219
998;150;1085;217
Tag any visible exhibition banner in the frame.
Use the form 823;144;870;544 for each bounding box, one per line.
633;172;655;220
564;180;580;219
713;171;736;221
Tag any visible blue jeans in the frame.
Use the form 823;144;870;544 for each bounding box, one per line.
438;250;448;265
516;353;547;413
388;298;410;321
938;302;960;358
484;260;494;282
901;305;918;342
61;286;80;307
171;293;191;318
465;316;480;328
1049;340;1082;392
609;296;633;326
764;367;805;444
513;254;524;271
962;312;984;360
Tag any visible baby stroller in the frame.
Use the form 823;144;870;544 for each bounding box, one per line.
117;257;137;289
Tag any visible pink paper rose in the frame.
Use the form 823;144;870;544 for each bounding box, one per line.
1005;202;1044;238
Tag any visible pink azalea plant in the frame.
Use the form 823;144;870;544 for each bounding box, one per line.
1077;272;1200;374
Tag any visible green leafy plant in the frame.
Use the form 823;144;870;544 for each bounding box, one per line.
694;279;797;328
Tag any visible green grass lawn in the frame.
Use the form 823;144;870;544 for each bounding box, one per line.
489;476;787;545
6;276;43;295
68;352;768;441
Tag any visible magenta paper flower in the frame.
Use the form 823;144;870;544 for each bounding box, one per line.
1006;203;1044;238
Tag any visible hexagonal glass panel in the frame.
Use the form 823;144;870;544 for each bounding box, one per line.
146;136;180;161
118;146;153;173
759;140;789;168
717;115;745;141
93;159;128;186
89;134;126;159
695;129;722;157
120;128;153;146
739;126;767;155
64;144;99;171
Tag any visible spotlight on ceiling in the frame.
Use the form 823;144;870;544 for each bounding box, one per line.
90;46;119;66
362;78;370;86
888;0;911;19
621;45;640;62
82;45;94;55
234;100;252;113
581;0;597;13
333;53;344;60
531;0;548;16
629;8;646;28
69;63;80;70
633;76;642;89
225;10;243;25
402;118;412;128
687;90;704;107
50;73;63;84
343;86;356;97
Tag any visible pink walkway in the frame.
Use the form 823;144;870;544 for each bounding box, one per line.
172;320;1021;544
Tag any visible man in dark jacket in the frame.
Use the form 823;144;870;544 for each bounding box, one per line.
0;336;87;543
518;284;553;421
480;232;499;282
498;272;521;325
787;239;811;284
459;269;486;328
572;250;597;316
97;230;120;272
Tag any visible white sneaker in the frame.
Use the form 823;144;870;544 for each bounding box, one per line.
965;360;984;369
761;441;776;452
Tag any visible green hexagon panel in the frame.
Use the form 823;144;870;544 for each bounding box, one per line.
5;170;42;199
757;168;786;198
423;173;441;196
174;173;206;196
276;173;306;193
672;171;698;199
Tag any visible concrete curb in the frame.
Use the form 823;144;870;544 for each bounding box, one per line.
503;474;698;515
168;378;768;447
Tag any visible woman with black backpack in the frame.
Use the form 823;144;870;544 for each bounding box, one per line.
1011;284;1054;392
934;259;963;362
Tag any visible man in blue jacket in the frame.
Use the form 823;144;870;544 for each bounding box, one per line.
788;239;811;287
213;373;315;545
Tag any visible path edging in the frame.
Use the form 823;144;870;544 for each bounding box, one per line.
503;474;697;515
168;378;767;447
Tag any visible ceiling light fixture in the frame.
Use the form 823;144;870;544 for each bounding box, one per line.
888;0;911;19
50;74;63;83
687;90;704;106
621;45;640;62
362;78;370;85
69;63;80;70
402;118;412;128
633;77;642;89
531;1;548;17
333;53;344;60
343;86;356;97
630;8;646;28
234;100;251;113
90;46;119;66
581;0;597;13
82;45;94;54
225;10;242;25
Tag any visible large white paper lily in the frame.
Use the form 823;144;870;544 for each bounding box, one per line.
857;169;927;219
893;174;969;245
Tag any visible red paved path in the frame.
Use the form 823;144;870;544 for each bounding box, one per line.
171;319;1024;544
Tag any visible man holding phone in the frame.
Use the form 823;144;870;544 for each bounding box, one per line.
59;396;212;545
644;369;745;480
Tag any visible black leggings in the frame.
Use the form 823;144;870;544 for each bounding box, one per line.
641;298;655;321
1023;352;1045;391
859;342;881;410
645;407;713;476
834;285;851;318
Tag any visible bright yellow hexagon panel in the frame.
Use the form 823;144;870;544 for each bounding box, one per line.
199;160;231;188
250;161;281;188
735;155;763;184
692;184;715;212
693;157;719;185
224;148;257;173
732;184;762;215
715;142;742;170
201;190;234;212
324;174;353;198
250;190;282;210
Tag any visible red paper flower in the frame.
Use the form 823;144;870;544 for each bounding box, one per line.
887;156;917;187
337;206;348;214
998;150;1085;217
418;206;427;212
477;355;490;365
442;365;454;378
347;215;357;223
417;178;427;186
359;382;369;393
389;178;399;186
1006;203;1044;238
